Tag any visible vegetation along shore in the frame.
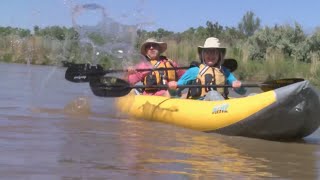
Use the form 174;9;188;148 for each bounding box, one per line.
0;11;319;86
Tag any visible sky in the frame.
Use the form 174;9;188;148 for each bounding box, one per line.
1;0;320;33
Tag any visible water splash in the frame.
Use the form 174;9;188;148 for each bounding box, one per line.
63;96;92;115
71;3;142;67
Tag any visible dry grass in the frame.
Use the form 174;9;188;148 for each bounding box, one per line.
0;36;319;87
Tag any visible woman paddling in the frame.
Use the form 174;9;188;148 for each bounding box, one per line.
126;38;185;96
168;37;246;100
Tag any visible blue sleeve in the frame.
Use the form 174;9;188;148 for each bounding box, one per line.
177;67;199;85
169;67;199;97
223;67;247;95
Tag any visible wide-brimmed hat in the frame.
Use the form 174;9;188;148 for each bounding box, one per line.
140;38;167;55
198;37;226;62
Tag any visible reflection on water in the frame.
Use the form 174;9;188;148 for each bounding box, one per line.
114;120;320;179
56;113;320;179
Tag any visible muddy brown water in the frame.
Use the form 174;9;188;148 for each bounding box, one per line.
1;62;320;179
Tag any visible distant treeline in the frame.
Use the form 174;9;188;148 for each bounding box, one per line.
0;11;319;86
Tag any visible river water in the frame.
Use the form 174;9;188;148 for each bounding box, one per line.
1;62;320;179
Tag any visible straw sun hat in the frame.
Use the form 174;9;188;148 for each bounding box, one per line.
198;37;226;62
140;38;167;55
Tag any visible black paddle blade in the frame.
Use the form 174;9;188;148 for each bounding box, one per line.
261;78;305;92
65;64;105;83
61;61;76;68
89;76;132;97
223;58;238;72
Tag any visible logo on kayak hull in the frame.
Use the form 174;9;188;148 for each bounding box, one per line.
212;103;229;114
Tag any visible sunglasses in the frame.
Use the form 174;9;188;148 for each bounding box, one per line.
145;43;160;49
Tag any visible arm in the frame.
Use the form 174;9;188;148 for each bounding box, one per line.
168;67;199;97
223;67;247;95
127;62;152;85
177;67;199;85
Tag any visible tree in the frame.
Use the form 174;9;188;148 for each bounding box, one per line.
206;21;223;37
247;23;307;61
238;11;261;37
180;27;196;40
195;26;208;40
223;26;245;45
34;26;40;36
152;28;174;39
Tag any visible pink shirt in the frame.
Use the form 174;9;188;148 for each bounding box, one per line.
128;59;186;95
128;61;153;85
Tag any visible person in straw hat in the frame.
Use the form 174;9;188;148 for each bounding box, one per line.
168;37;246;100
126;38;185;96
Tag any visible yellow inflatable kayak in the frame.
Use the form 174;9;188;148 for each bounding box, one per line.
116;80;320;140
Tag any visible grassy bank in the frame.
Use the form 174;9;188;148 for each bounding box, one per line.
164;40;320;87
1;35;319;87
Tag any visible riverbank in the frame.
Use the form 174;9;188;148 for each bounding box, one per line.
1;35;319;87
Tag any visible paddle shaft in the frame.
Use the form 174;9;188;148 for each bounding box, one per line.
65;59;239;83
98;84;263;89
89;76;305;97
93;66;189;74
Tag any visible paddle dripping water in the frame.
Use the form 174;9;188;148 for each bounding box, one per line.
71;2;146;67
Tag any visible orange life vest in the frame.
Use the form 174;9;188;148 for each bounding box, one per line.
188;64;228;98
143;56;178;92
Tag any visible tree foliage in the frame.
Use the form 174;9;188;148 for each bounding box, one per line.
33;26;79;40
247;23;308;61
0;26;31;37
238;11;261;37
0;10;320;65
